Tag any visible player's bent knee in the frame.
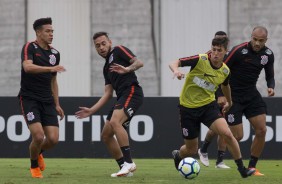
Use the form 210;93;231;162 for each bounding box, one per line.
233;134;243;141
256;127;267;137
32;134;45;144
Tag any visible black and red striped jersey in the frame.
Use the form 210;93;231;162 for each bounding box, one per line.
103;45;139;97
19;41;60;102
224;42;275;96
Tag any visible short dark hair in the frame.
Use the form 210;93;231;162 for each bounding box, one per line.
93;31;109;40
33;17;52;31
212;37;229;50
214;31;227;37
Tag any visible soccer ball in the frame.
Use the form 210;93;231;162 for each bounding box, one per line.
178;157;200;179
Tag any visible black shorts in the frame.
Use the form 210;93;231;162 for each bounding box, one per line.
107;85;143;128
225;91;266;126
19;96;59;127
179;101;223;139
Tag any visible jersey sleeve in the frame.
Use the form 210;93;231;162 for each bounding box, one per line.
103;66;111;86
21;42;34;63
179;55;199;69
264;52;275;89
115;45;136;63
221;72;230;86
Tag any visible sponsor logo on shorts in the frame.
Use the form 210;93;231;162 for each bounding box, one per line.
26;112;35;121
182;128;188;137
127;108;134;117
227;114;235;123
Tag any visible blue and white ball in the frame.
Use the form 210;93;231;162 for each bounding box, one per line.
178;157;200;179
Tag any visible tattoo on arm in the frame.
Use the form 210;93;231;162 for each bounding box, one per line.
127;57;143;72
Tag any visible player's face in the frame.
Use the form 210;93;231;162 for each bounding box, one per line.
210;45;227;64
94;36;112;58
37;24;54;44
251;29;267;52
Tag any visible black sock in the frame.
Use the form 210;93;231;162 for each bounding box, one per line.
175;151;182;162
30;159;39;168
216;150;225;165
121;146;132;163
235;158;244;170
116;157;124;169
248;155;258;168
200;139;211;153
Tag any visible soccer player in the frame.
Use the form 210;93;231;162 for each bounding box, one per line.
198;31;230;169
75;32;144;177
19;17;65;178
219;26;275;176
170;37;255;178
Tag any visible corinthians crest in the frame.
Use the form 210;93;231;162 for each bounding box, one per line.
261;55;268;65
49;54;56;65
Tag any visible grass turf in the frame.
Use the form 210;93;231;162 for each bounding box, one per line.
0;158;281;184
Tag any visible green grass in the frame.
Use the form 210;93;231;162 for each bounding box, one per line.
0;159;281;184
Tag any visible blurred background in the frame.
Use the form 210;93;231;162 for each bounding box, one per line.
1;0;281;97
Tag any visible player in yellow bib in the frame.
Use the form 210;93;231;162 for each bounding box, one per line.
169;37;255;178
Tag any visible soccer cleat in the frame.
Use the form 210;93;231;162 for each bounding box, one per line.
238;167;255;178
38;154;46;171
215;162;231;169
111;172;134;177
30;167;43;178
198;149;209;167
249;168;265;176
172;150;181;170
115;162;136;177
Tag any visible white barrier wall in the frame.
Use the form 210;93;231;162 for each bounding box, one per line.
27;0;91;96
160;0;227;96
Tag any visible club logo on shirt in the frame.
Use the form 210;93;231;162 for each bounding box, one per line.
241;48;248;54
109;53;114;64
222;68;229;74
26;112;35;121
227;114;235;124
49;54;56;65
51;49;58;54
32;43;38;49
201;56;207;60
265;49;272;55
261;55;268;65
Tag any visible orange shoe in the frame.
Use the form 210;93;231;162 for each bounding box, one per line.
38;154;46;171
30;167;43;178
249;168;265;176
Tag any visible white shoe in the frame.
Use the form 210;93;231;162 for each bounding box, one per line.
215;162;230;169
198;149;209;166
111;172;134;177
115;162;136;177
